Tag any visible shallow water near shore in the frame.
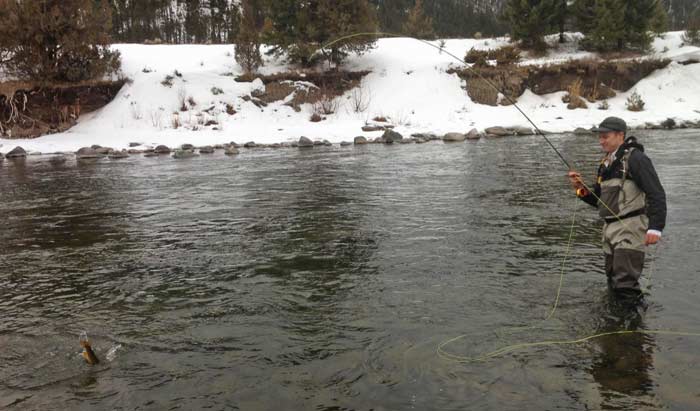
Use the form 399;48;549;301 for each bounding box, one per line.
1;130;699;410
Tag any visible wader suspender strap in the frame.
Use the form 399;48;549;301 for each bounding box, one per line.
620;147;635;205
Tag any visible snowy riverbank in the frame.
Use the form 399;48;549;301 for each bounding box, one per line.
2;32;699;154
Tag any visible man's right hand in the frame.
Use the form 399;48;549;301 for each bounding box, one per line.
568;171;584;190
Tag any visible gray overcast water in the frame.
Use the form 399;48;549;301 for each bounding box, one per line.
1;130;699;410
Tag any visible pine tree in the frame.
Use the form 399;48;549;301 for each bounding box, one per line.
553;0;568;43
650;0;670;36
505;0;557;51
573;0;597;35
263;0;377;67
683;8;700;45
575;0;659;51
235;0;263;74
0;0;121;83
403;0;435;39
318;0;378;67
372;0;414;33
622;0;657;50
585;0;627;51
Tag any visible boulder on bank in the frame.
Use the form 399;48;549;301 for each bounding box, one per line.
5;146;27;159
485;126;511;137
362;125;384;132
109;150;130;159
573;127;591;135
412;133;438;141
381;129;403;144
443;132;467;142
173;149;198;159
340;141;352;146
95;147;112;155
49;155;67;165
199;146;215;154
298;136;314;148
154;145;171;154
181;144;195;150
512;126;534;136
225;146;240;155
244;142;257;148
466;128;480;140
76;147;100;159
354;136;368;145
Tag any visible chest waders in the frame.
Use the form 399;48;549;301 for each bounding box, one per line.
598;148;648;295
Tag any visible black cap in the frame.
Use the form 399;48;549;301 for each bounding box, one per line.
591;116;627;133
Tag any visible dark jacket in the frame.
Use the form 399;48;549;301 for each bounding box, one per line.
580;137;667;232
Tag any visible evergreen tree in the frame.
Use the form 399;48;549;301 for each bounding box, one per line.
0;0;121;83
683;8;700;45
403;0;435;39
586;0;626;51
318;0;379;66
235;0;263;74
553;0;568;43
369;0;414;33
263;0;377;67
623;0;657;50
575;0;661;51
651;0;670;36
573;0;597;35
505;0;557;51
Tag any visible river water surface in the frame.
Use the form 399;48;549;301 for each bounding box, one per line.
1;130;699;410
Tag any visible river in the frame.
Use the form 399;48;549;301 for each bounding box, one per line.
1;130;699;410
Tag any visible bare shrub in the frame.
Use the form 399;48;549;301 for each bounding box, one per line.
349;85;371;113
161;75;175;87
149;108;163;128
626;91;645;112
187;96;197;108
563;78;588;109
492;45;521;66
393;109;412;126
465;47;489;66
211;86;224;95
310;113;322;122
465;45;520;67
312;86;340;115
568;78;583;99
130;101;143;120
177;87;188;111
171;113;181;129
598;100;610;110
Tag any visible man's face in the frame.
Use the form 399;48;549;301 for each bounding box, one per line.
599;131;625;154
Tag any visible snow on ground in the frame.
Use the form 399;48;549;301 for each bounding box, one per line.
1;32;699;154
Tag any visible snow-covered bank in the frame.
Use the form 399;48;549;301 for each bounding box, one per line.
2;32;699;154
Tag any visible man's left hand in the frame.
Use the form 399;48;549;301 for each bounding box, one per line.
645;232;661;246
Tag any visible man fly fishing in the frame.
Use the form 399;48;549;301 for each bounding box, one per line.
568;117;667;305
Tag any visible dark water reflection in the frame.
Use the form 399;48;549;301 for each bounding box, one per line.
1;130;699;410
